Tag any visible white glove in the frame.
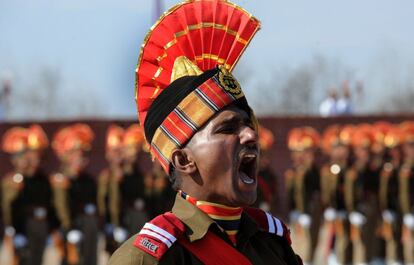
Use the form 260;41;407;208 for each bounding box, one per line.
382;210;396;223
324;208;336;221
349;211;366;227
13;234;28;249
67;229;83;244
403;214;414;230
289;210;300;223
113;227;129;243
4;226;15;237
298;214;311;228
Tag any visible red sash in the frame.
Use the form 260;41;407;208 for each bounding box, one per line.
135;210;291;264
178;230;252;265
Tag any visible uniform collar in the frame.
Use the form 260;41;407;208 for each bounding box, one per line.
171;193;259;243
172;193;214;242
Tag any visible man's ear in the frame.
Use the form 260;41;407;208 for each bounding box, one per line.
171;148;197;175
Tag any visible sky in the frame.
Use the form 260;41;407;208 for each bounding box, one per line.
1;0;414;120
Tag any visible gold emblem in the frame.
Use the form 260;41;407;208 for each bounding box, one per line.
217;66;241;95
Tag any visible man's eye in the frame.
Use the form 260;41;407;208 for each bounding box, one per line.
216;125;236;134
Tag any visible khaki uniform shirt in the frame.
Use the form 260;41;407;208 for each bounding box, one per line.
109;194;301;265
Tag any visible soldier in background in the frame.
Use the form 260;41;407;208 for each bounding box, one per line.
371;122;393;175
285;127;321;264
1;125;55;265
50;124;97;265
344;124;378;264
98;124;150;255
97;125;126;255
116;125;148;235
143;160;175;219
253;125;277;213
399;121;414;264
378;124;404;264
319;124;353;264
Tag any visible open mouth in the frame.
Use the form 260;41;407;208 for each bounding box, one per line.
238;151;258;185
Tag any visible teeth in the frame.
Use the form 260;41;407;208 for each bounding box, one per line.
240;172;254;184
243;178;254;184
242;154;256;163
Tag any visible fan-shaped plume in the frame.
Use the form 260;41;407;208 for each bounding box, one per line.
136;0;261;125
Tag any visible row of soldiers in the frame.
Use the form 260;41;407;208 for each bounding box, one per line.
283;121;414;265
1;120;413;265
0;123;174;265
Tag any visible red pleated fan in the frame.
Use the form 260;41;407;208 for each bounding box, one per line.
135;0;261;125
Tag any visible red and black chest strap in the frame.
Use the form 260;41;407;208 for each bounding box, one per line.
133;208;291;265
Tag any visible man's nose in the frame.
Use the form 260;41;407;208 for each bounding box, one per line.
239;126;258;145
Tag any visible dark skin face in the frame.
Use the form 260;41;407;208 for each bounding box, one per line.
354;146;370;167
25;149;42;177
123;145;140;167
106;146;123;167
330;144;349;165
302;148;316;167
172;105;259;207
290;150;303;168
62;149;89;177
11;151;30;174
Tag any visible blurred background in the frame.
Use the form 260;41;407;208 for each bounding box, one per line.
0;0;413;264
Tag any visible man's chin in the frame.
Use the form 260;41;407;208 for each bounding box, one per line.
230;190;257;207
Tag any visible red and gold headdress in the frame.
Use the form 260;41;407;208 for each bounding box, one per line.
123;124;145;147
2;125;48;154
384;125;403;148
52;123;94;157
287;127;320;152
258;125;274;152
287;128;303;151
322;124;354;153
400;121;414;144
26;125;49;150
372;121;391;145
106;124;145;152
136;0;261;172
106;125;125;151
300;127;320;150
351;123;373;148
2;127;27;154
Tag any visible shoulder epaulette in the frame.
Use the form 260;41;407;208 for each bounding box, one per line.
243;207;292;245
133;212;185;260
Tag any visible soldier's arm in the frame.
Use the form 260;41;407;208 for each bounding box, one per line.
284;169;294;211
97;169;109;218
50;174;71;230
320;166;331;207
1;177;11;227
284;169;294;191
108;235;158;265
1;174;20;227
108;179;121;227
344;168;355;213
378;166;391;211
399;165;411;215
